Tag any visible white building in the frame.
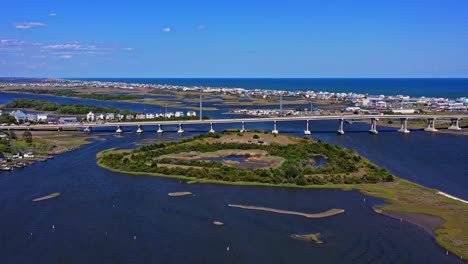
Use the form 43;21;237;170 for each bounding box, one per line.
106;113;115;120
37;114;48;122
86;112;95;121
146;113;155;119
23;152;35;158
136;114;146;119
448;103;466;111
27;114;37;122
175;111;184;117
376;101;387;108
187;111;197;117
95;113;104;121
10;110;27;122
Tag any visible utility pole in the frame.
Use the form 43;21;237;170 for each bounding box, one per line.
199;94;203;121
279;94;283;116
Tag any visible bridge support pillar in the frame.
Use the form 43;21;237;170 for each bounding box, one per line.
240;122;246;133
177;124;184;134
448;118;461;131
209;123;215;133
272;121;279;134
157;124;164;133
116;126;123;134
304;120;311;135
424;118;438;132
136;125;144;133
398;118;410;133
83;126;92;133
369;118;378;134
337;118;345;135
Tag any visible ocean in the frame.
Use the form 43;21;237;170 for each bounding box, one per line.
73;78;468;99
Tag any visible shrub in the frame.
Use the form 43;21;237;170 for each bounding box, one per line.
253;134;260;139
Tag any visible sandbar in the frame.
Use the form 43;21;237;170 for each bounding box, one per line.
228;204;344;218
168;192;192;197
32;193;60;202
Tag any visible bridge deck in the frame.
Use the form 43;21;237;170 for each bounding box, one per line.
1;114;466;130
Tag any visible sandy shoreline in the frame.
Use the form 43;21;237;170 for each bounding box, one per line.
228;204;344;218
437;191;468;204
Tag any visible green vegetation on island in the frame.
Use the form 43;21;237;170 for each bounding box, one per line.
8;89;141;101
4;99;128;115
97;132;393;185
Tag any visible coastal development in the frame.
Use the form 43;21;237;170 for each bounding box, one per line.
1;0;468;262
1;88;467;262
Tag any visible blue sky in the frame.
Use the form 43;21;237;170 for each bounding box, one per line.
1;0;467;78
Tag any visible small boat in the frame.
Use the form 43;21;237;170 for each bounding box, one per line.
14;163;26;168
0;165;12;171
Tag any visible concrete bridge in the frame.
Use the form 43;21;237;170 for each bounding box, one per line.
1;114;466;135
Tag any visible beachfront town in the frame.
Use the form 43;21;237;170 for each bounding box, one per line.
0;78;467;121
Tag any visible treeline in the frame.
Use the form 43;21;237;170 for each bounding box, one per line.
99;133;393;185
5;99;125;115
10;89;140;101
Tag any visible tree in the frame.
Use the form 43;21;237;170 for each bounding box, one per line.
9;131;17;140
23;131;33;144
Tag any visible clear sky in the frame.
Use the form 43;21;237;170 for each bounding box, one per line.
1;0;467;78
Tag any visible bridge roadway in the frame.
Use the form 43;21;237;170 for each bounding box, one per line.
1;114;466;133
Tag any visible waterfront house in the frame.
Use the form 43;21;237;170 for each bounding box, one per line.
146;113;155;119
165;112;174;118
187;111;197;117
175;111;184;118
125;114;134;120
136;114;146;120
106;113;115;121
23;152;34;158
10;110;27;122
0;109;3;116
86;111;95;121
116;113;125;120
27;113;38;122
95;113;104;121
37;113;48;122
59;117;79;124
12;154;22;160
